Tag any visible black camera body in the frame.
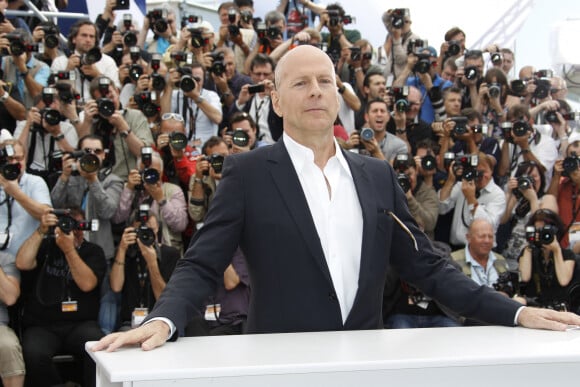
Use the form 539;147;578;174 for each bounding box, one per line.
148;8;168;33
181;14;201;28
202;154;225;175
488;82;501;99
52;70;76;82
135;204;155;246
175;67;196;92
40;23;59;49
266;26;282;40
464;65;478;81
113;0;130;10
525;224;557;247
388;86;409;112
0;145;20;181
209;51;225;76
443;151;455;170
247;83;265;94
81;47;102;65
407;39;427;55
170;51;193;65
413;53;431;74
397;173;411;193
97;98;115;117
563;154;580;177
52;209;99;234
453;154;479;181
136;147;159;190
514;174;534;198
189;28;206;49
389;8;409;29
451;116;469;136
133;91;159;118
533;78;551;100
447;40;461;56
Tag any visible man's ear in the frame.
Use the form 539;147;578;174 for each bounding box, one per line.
271;90;283;117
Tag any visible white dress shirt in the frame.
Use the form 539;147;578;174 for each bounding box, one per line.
284;133;364;322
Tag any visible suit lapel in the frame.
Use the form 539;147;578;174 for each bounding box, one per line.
267;141;333;286
342;150;378;324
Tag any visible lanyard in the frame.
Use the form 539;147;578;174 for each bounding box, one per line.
0;195;13;250
254;96;266;129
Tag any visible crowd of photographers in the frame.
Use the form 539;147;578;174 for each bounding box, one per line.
1;0;580;385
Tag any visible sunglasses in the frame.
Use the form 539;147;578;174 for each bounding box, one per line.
161;113;184;122
83;148;104;155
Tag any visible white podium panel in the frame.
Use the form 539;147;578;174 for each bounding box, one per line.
87;326;580;387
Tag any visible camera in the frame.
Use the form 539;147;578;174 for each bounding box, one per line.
181;14;201;28
545;111;576;124
349;46;361;61
97;98;115;117
421;154;436;171
0;145;20;181
388;86;409;112
266;26;282;40
230;129;249;147
135;204;155;246
175;67;196;92
360;127;374;142
563;154;580;177
40;108;62;126
525;224;557;247
137;147;159;188
68;150;100;173
512;119;531;137
80;47;102;65
51;70;76;82
389;8;409;29
464;66;478;81
413;53;431;74
443;151;455;170
447;40;461;56
148;8;168;33
39;23;59;49
170;51;193;65
168;132;188;150
490;52;502;65
240;10;253;24
150;54;166;91
488;82;501;99
393;153;412;172
209;51;226;76
55;82;79;104
247;83;265;94
471;124;487;134
514;174;534;198
113;0;130;10
407;39;426;55
533;79;551;100
52;209;99;234
41;86;57;106
204;154;225;174
451;116;469;136
493;271;519;298
397;173;411;193
188;28;206;49
453;154;479;181
510;79;527;96
133;91;159;118
228;8;240;36
123;30;138;47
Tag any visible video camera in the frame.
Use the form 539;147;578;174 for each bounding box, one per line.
452;154;479;181
52;209;99;235
0;145;20;181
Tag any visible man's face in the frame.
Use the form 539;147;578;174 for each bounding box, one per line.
551;78;567;100
444;91;462;117
502;53;514;74
73;24;97;54
224;53;236;79
405;166;417;190
80;138;106;164
467;221;494;258
0;0;7;13
361;44;372;71
206;142;229;158
191;67;205;90
441;64;456;83
218;7;230;25
476;161;492;190
366;101;389;132
271;46;340;140
231;119;256;148
250;63;273;92
365;74;386;100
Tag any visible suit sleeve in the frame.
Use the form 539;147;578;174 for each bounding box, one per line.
145;155;245;335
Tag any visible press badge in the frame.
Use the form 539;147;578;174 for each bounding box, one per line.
568;222;580;250
132;307;149;328
204;304;221;321
61;300;78;312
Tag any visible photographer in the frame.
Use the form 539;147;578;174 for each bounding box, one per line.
15;207;106;387
0;137;52;257
438;152;506;249
51;20;120;104
154;113;197;191
393;152;439;240
336;39;373;98
139;4;179;55
393;45;451;125
475;68;518;125
547;132;580;254
0;28;50;109
499;161;547;268
347;98;407;162
14;85;80;185
31;21;64;67
188;136;229;225
497;104;558;187
222;111;266;153
216;2;256;74
317;3;360;57
230;54;279;143
160;62;222;149
117;50;153;107
454;49;483;110
113;150;187;253
110;213;179;331
79;75;153;181
437;27;466;74
518;209;576;311
380;8;420;80
354;69;386;130
242;10;285;74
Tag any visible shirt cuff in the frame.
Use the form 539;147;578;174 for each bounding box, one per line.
144;317;176;340
514;306;526;326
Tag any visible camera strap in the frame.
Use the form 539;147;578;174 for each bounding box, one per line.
0;195;12;250
135;254;151;307
565;186;580;235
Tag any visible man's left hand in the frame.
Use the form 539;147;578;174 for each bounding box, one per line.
517;307;580;331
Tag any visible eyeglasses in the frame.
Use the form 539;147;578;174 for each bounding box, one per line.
83;148;104;155
161;113;184;122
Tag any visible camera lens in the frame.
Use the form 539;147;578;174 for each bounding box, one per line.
142;168;160;184
512;121;529;137
57;215;75;234
179;76;196;92
232;130;249;147
82;47;102;65
464;66;478;81
447;42;460;56
154;19;168;33
151;74;166;91
97;98;115;117
43;109;62;126
540;225;555;245
360;127;374;141
209;154;225;173
0;164;20;181
45;34;59;49
79;153;100;173
169;132;188;150
488;83;501;99
129;64;143;82
123;31;137;47
421;155;436;171
563;156;579;176
395;99;409;112
136;226;156;246
397;173;411;193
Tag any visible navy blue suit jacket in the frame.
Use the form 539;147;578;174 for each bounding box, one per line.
148;140;521;335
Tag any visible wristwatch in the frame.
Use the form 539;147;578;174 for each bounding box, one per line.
195;96;204;105
0;92;8;103
53;133;65;141
120;128;132;138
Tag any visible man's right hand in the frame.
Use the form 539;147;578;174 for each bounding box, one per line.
91;320;171;352
66;54;81;71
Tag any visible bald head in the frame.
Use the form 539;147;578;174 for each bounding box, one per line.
275;45;336;90
468;218;493;235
